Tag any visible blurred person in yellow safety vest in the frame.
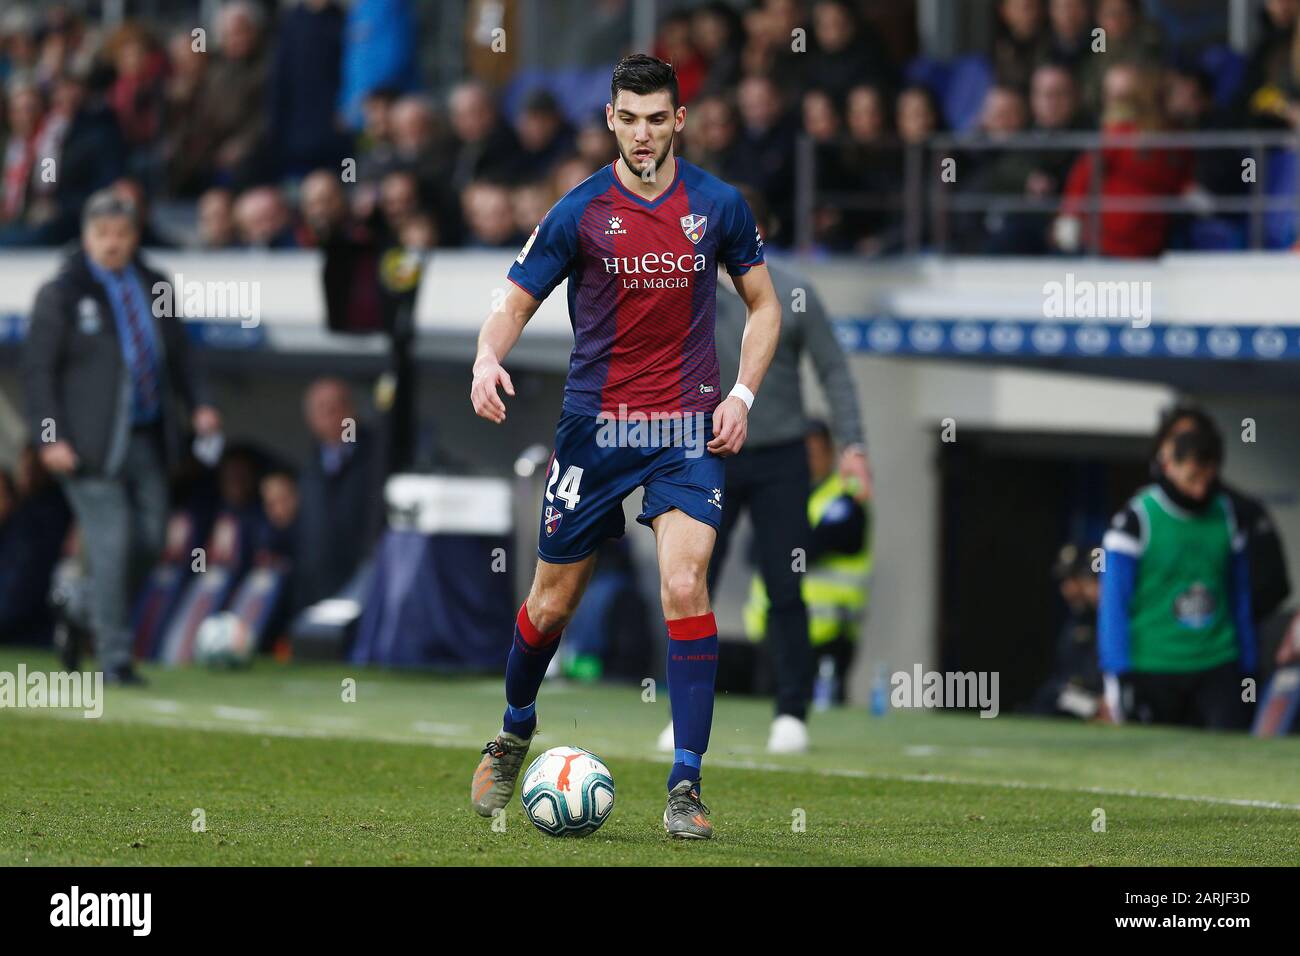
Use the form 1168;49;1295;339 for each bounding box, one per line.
744;420;871;706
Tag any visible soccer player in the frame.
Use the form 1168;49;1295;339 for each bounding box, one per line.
468;54;781;839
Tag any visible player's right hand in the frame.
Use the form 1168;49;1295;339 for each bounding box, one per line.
39;440;78;475
471;360;515;424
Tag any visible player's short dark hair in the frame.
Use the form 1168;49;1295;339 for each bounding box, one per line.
611;54;679;110
1152;402;1219;456
1169;423;1224;467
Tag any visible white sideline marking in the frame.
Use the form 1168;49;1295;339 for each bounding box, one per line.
211;706;267;722
143;699;181;714
313;715;360;729
89;709;1300;814
711;758;1300;812
412;721;470;736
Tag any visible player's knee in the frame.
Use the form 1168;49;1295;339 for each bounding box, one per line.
662;569;708;618
527;590;579;634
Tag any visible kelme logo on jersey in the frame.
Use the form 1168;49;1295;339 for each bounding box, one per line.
680;214;708;244
544;505;563;536
605;216;627;236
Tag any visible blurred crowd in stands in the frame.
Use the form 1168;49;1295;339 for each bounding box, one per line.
0;0;1297;260
0;375;384;651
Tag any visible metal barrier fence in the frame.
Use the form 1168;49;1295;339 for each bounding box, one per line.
796;129;1300;256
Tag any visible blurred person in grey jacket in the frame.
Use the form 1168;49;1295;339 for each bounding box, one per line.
22;190;221;683
659;187;870;754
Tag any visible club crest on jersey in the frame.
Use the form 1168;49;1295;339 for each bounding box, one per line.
680;214;707;245
544;505;563;536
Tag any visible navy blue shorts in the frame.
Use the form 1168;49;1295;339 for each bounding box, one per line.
537;410;725;563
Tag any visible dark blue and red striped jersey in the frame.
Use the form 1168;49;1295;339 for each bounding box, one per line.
507;158;764;417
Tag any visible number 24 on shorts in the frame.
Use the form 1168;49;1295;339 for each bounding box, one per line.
546;461;584;510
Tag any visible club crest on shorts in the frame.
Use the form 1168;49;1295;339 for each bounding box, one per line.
680;214;707;245
544;505;563;536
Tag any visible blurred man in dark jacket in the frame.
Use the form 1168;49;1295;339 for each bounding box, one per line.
22;190;221;682
294;378;384;611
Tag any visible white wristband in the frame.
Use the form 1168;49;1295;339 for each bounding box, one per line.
728;383;754;410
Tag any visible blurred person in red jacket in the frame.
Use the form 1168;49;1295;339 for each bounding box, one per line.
1055;63;1193;257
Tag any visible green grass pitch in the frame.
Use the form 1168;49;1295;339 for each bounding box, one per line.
3;649;1299;866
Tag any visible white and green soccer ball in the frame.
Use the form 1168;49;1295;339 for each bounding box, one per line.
194;612;254;669
520;746;615;837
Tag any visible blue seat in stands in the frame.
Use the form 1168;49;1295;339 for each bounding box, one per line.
1199;45;1246;109
1265;147;1298;249
944;55;993;132
1187;217;1247;251
904;55;992;133
1149;0;1228;51
502;67;613;126
904;55;951;100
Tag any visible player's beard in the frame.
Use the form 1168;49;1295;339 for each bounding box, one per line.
619;136;673;181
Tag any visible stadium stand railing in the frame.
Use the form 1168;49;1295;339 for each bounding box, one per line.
798;129;1300;255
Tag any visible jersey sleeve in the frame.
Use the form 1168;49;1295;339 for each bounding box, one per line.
718;188;765;276
1098;505;1142;675
507;198;578;301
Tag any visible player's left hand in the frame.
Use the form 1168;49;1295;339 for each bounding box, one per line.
839;447;873;502
708;396;748;457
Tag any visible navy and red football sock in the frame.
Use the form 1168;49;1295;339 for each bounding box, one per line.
665;612;719;792
502;603;562;739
